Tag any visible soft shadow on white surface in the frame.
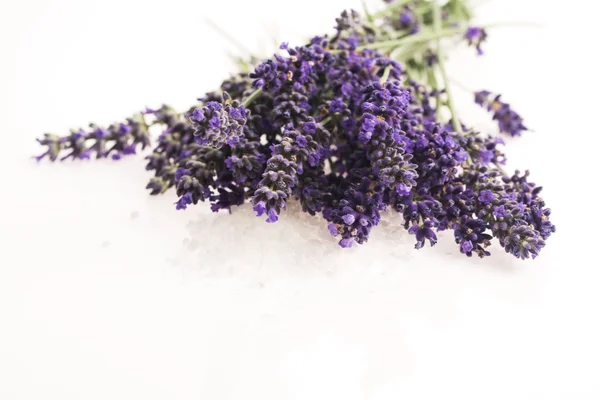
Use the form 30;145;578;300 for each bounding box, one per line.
175;201;523;280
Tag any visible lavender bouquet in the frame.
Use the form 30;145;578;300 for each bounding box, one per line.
34;0;554;260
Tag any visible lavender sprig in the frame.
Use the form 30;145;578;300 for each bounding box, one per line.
475;90;528;136
33;0;555;261
35;113;151;162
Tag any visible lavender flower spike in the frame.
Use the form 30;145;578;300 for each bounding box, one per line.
190;92;248;148
34;113;151;162
465;27;488;55
475;90;528;137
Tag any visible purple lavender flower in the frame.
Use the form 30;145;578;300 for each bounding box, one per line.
408;219;438;249
251;119;331;222
209;183;246;213
475;91;528;137
478;189;495;204
359;81;417;192
294;166;333;216
332;9;375;49
501;225;545;260
501;170;555;240
174;147;226;209
35;113;151;162
455;129;506;165
493;205;506;218
395;6;419;34
190;92;248;148
454;216;492;257
175;192;193;210
224;140;266;186
33;4;555;262
325;168;385;247
253;200;279;223
465;27;488;55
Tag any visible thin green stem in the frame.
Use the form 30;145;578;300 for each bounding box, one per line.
321;116;332;126
331;27;462;53
204;18;251;56
433;0;461;132
242;87;263;108
330;21;525;55
388;45;405;60
448;76;474;94
362;0;374;23
380;65;392;84
426;68;441;119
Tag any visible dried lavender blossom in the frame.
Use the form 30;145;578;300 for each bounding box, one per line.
190;92;248;148
475;90;528;136
34;1;554;261
465;27;488;55
35;113;151;162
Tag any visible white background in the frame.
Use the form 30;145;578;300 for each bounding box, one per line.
0;0;598;399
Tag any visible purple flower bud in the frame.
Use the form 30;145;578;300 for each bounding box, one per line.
329;99;346;113
339;238;355;248
328;223;339;236
396;183;411;196
192;108;205;122
480;150;493;164
303;121;317;134
493;205;506;218
461;240;474;253
465;27;488;55
342;214;356;225
474;90;527;137
266;209;279;223
118;124;131;135
175;193;193;210
253;201;267;217
296;135;307;147
94;127;110;139
175;168;191;182
478;190;495;204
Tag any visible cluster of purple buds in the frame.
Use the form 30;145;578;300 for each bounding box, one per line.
475;90;528;136
34;1;554;261
35;113;151;162
393;5;420;34
465;27;488;55
191;92;248;148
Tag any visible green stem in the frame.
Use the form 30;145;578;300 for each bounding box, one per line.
321;115;332;126
204;18;251;56
433;0;461;132
356;27;463;51
426;68;441;119
448;76;474;94
242;87;263;108
380;65;392;84
362;0;374;23
388;45;408;60
330;21;523;55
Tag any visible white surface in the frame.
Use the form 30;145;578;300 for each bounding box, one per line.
0;0;598;399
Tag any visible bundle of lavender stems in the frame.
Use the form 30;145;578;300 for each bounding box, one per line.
34;0;555;259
